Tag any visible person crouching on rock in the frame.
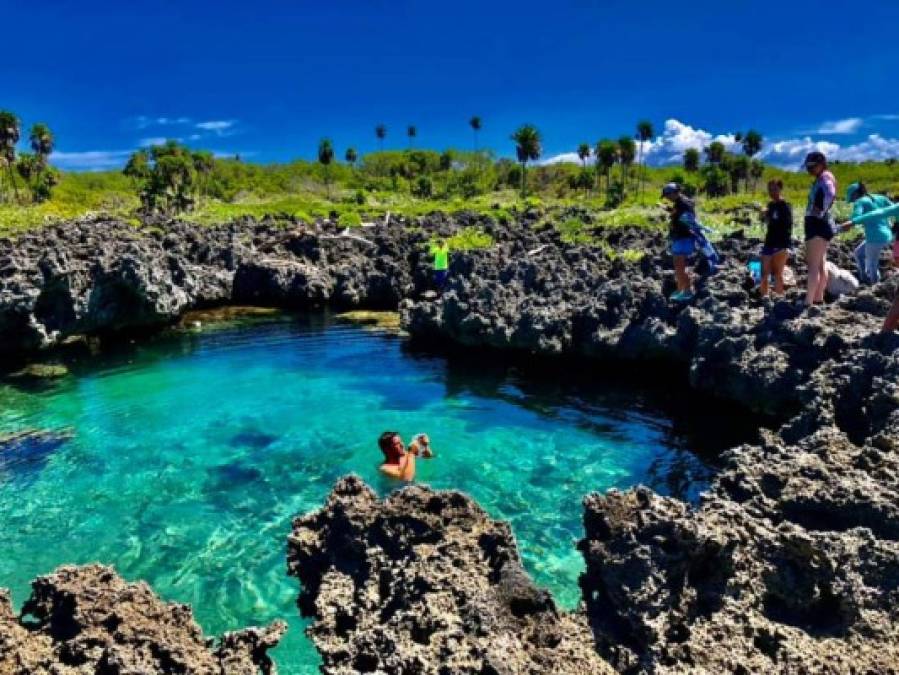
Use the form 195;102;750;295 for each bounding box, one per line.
758;179;793;296
662;182;697;301
378;431;432;481
429;239;450;290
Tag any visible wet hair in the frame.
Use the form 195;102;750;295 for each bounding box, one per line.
378;431;402;463
767;179;783;191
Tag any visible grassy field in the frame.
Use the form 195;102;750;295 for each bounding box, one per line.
0;156;896;243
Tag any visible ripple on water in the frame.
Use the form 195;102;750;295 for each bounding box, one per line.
0;315;744;673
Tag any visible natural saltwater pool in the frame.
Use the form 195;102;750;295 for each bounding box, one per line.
0;313;753;673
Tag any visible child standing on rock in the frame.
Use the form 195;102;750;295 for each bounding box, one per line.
429;239;450;290
662;183;697;301
758;179;793;296
661;183;718;302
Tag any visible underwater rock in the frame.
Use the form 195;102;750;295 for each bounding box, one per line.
335;309;403;333
8;363;69;380
287;475;613;675
178;305;283;328
0;428;73;477
0;564;285;674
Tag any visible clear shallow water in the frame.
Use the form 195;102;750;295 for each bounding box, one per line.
0;314;749;673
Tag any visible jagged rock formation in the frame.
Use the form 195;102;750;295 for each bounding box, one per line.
287;475;613;675
0;564;285;674
4;212;899;672
0;215;445;356
398;221;899;672
402;225;897;415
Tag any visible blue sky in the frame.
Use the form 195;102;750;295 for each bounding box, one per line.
5;0;899;170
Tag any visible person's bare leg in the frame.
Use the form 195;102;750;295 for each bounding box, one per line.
815;243;830;303
760;255;772;296
805;238;827;305
674;255;690;292
772;251;788;296
883;293;899;332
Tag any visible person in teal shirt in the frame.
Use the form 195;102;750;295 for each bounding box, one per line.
429;239;450;289
840;182;895;284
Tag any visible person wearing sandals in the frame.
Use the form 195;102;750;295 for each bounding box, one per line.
662;183;698;301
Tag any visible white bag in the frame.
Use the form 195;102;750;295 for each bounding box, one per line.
825;261;859;297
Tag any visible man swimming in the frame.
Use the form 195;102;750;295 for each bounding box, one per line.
377;431;433;481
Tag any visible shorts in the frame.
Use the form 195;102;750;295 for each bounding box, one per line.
670;237;697;257
761;245;788;257
804;216;835;242
433;269;448;287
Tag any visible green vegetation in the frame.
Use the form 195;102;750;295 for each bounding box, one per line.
0;111;60;205
444;226;493;251
511;125;543;197
0;110;896;243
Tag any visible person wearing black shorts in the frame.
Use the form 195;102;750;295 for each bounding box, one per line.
802;151;837;305
759;179;793;296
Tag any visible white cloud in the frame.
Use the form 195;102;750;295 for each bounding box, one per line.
642;119;739;166
540;151;584;166
815;117;863;135
541;118;899;171
828;134;899;162
139;136;179;147
195;120;237;135
761;137;841;166
49;150;133;171
135;116;191;129
873;114;899;121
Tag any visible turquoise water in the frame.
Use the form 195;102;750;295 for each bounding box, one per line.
0;314;744;673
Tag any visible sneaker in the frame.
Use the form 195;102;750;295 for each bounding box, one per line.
669;290;694;302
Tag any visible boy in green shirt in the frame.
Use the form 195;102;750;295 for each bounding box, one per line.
429;239;450;289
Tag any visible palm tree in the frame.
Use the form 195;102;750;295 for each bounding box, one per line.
722;154;749;194
469;116;482;151
683;148;700;173
15;153;39;182
617;136;636;190
0;110;21;201
741;130;763;191
577;142;591;167
29;123;54;169
635;120;653;199
510;124;542;197
123;149;150;189
705;141;726;166
750;159;764;193
345;147;357;169
191;150;215;201
406;125;417;149
595;139;618;196
375;124;387;151
318;138;335;199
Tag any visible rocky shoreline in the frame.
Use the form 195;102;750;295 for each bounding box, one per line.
0;565;284;674
2;212;898;673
